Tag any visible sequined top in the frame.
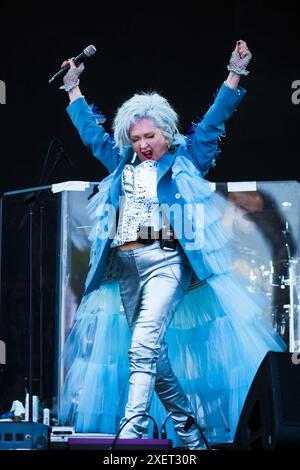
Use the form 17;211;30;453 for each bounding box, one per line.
111;160;160;247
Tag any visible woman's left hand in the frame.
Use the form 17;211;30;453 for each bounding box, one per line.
237;40;252;61
227;39;252;76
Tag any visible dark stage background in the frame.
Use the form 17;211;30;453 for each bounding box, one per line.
0;2;300;417
1;2;300;190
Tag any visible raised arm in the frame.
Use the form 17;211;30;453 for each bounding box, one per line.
189;40;252;175
60;59;120;174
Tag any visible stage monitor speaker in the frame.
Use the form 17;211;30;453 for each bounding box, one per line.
0;422;49;450
233;352;300;449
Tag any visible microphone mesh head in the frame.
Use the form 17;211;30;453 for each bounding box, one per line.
84;45;97;57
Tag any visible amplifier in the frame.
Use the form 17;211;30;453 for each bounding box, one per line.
0;422;49;450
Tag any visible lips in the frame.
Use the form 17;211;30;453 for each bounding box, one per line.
142;150;153;159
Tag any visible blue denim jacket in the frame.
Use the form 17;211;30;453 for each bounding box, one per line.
67;83;246;295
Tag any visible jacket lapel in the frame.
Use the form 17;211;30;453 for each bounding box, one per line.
157;152;176;185
109;150;133;208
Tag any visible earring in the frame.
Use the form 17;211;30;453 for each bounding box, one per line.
167;142;174;152
131;152;137;163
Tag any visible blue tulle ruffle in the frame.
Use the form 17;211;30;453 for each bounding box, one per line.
58;173;286;446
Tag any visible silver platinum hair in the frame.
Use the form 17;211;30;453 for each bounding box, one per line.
113;92;186;152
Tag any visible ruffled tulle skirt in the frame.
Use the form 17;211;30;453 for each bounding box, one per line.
58;172;286;446
58;270;285;446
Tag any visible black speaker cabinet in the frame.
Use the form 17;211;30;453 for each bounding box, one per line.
234;352;300;449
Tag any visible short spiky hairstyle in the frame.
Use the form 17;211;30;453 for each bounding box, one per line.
113;92;186;152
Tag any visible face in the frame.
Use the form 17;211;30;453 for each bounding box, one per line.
129;118;169;162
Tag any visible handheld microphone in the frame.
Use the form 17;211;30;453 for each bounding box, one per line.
48;44;97;84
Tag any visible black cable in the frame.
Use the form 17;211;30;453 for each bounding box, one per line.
110;413;159;451
161;410;211;451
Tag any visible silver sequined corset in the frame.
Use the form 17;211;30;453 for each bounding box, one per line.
111;160;160;247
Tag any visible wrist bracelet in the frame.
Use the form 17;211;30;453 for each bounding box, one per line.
227;65;250;76
59;78;80;92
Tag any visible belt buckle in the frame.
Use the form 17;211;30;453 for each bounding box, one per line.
159;239;177;251
137;225;156;245
160;227;176;250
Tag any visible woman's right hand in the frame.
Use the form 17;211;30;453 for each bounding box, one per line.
60;58;84;101
61;58;79;71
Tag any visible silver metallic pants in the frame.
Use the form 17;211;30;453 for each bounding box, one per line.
116;242;204;449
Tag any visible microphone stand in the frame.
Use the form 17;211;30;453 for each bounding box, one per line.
20;139;72;422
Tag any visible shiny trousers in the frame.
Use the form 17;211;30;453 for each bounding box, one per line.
115;242;204;449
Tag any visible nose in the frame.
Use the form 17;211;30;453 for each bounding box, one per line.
140;138;148;149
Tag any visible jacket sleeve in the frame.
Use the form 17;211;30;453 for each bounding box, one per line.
189;83;247;175
67;97;120;174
